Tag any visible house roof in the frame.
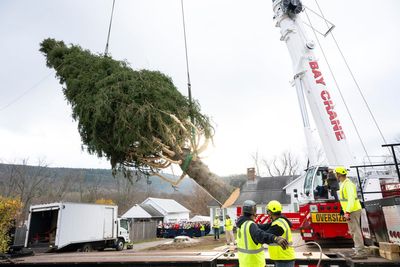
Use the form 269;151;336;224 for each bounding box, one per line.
222;188;240;208
121;204;151;219
142;197;190;213
140;203;164;218
207;199;221;207
283;173;305;190
233;175;299;206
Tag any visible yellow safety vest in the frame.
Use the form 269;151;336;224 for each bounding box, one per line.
200;225;205;231
268;218;295;261
339;178;362;213
225;218;233;231
213;218;220;228
237;220;265;267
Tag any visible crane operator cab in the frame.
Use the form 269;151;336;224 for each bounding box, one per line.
299;166;340;202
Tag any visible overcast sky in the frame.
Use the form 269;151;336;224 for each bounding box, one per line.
1;0;399;176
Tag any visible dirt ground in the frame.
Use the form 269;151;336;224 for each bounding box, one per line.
142;235;228;251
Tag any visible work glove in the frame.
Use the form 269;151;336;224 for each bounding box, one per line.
274;236;289;250
344;212;351;221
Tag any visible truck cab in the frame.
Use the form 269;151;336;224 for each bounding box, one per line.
117;218;130;250
298;166;339;202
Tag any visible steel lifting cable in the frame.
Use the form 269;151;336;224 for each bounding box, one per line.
180;0;192;105
293;241;323;267
303;8;372;165
313;0;388;148
313;0;391;161
104;0;116;56
180;0;196;147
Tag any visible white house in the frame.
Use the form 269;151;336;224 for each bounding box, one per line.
283;173;305;212
141;197;190;223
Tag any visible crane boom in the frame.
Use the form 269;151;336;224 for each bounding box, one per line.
272;0;354;168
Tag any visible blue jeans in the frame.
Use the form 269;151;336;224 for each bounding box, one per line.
274;261;295;267
214;228;219;239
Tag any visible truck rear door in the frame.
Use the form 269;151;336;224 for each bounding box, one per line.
103;207;114;239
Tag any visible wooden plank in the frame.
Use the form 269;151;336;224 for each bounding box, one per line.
379;242;400;253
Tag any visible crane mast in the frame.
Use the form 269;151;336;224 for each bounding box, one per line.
272;0;354;168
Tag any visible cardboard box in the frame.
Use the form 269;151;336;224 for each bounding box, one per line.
379;248;400;261
384;251;400;261
379;242;400;253
379;249;386;258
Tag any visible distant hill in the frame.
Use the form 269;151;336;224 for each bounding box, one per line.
0;163;247;216
0;163;197;195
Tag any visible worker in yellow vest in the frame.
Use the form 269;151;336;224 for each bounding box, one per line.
236;200;289;267
200;224;205;237
266;200;295;267
224;215;235;245
213;215;220;240
336;166;368;259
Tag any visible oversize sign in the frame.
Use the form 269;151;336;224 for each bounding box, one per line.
311;213;346;223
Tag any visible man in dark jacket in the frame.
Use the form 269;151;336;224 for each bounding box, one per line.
236;200;289;267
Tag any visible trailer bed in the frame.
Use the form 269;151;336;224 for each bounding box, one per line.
3;250;399;267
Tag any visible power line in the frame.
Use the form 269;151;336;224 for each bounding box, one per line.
0;72;53;112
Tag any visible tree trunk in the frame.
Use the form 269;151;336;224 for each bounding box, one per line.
179;150;234;205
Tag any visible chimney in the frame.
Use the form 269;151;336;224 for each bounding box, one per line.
247;167;256;182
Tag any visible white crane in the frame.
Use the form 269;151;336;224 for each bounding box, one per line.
272;0;354;169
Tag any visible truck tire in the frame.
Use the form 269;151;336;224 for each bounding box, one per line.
116;239;124;251
81;243;93;252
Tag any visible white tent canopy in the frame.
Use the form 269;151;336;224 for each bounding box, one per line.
190;215;210;222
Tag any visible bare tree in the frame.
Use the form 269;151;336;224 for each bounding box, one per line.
263;151;300;177
0;162;19;197
46;171;80;202
183;185;213;216
85;176;103;203
251;150;261;176
3;159;51;218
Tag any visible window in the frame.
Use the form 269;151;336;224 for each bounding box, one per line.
119;219;129;230
304;167;315;196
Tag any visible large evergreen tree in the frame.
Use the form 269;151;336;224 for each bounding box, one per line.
40;38;233;203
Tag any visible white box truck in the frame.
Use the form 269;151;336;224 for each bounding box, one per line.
25;202;130;252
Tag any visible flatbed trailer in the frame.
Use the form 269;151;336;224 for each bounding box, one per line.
2;250;399;267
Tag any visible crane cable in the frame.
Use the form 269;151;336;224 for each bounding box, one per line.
180;0;196;146
1;0;116;112
313;0;387;146
303;8;372;165
104;0;116;56
0;72;52;111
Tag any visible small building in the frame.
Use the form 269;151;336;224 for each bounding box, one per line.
141;197;190;223
121;204;163;242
